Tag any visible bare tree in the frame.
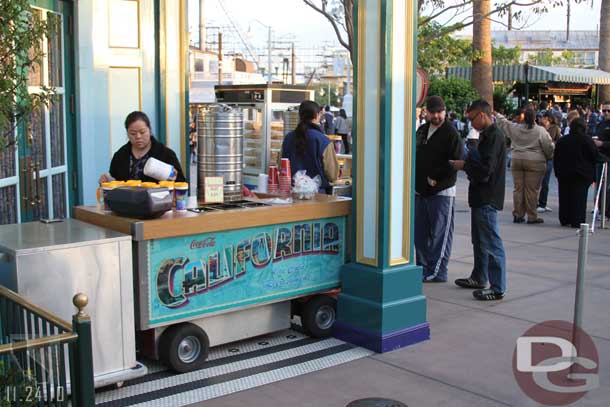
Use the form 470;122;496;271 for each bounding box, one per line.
599;0;610;102
303;0;353;61
472;0;493;106
303;0;577;63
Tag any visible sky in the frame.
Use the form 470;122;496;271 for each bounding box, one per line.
190;0;603;50
189;0;346;50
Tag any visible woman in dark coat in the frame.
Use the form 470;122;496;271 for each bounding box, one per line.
282;100;338;193
553;118;598;227
99;111;185;183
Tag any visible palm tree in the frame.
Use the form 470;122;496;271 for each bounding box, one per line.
472;0;494;107
599;0;610;102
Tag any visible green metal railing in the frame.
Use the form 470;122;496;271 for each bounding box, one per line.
0;286;95;406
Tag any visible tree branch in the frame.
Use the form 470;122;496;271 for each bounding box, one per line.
419;0;472;27
419;0;545;31
303;0;351;51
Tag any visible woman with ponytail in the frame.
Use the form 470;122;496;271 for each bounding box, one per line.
494;108;554;224
281;100;339;193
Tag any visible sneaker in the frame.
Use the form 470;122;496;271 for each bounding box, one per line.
545;207;553;212
513;216;525;223
423;277;447;283
527;218;544;224
536;207;546;213
454;278;487;289
473;289;504;301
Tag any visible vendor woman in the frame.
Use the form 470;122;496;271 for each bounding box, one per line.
99;111;186;183
282;100;338;193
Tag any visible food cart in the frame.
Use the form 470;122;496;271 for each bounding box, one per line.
214;84;314;187
74;194;350;372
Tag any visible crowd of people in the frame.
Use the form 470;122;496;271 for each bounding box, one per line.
415;96;610;302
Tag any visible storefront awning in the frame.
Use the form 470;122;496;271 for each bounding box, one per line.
445;65;610;85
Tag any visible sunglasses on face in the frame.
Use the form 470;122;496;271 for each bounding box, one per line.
603;109;610;113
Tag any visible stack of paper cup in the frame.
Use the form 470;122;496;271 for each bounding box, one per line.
279;158;291;195
257;174;269;193
174;182;189;211
267;166;279;194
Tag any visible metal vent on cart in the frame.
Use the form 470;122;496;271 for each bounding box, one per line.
188;200;270;213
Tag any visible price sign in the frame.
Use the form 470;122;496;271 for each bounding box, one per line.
204;177;224;203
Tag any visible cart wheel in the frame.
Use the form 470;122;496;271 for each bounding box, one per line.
159;323;209;372
301;295;336;338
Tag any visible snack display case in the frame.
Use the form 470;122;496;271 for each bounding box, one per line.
215;84;314;187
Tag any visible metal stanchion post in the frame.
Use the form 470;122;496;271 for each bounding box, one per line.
570;223;589;375
602;163;608;229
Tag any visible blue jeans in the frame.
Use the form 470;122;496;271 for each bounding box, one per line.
538;160;553;208
470;205;507;294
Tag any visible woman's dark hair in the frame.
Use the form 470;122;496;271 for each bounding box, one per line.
295;100;321;156
125;111;152;131
569;118;587;136
524;109;536;129
339;108;347;119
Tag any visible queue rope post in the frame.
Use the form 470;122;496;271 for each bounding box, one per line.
602;163;608;229
592;161;607;233
570;223;589;376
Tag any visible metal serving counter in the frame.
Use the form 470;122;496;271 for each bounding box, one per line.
0;219;147;388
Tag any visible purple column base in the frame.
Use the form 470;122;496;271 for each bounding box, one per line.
333;321;430;353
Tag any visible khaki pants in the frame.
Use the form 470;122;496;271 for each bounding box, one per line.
511;158;547;221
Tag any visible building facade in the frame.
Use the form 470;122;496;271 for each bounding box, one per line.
0;0;188;225
491;30;599;67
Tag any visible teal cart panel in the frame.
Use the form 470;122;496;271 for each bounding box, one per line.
147;216;346;326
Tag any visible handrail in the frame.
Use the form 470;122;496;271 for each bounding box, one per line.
0;332;78;355
0;285;72;331
0;286;95;406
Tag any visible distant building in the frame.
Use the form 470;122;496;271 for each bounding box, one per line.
492;30;599;67
455;30;599;67
189;47;266;103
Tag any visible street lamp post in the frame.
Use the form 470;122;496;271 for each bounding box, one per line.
266;25;272;85
252;19;273;85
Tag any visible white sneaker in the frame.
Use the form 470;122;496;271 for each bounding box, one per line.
545;207;552;212
536;207;546;213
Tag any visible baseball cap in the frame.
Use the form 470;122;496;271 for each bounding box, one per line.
426;96;446;113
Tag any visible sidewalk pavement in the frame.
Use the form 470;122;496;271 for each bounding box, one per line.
193;174;610;407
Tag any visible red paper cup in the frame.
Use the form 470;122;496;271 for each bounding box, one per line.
280;158;291;177
268;166;279;184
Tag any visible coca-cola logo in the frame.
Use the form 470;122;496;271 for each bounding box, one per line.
190;237;216;250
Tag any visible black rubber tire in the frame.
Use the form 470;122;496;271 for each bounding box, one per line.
301;295;337;338
159;323;209;372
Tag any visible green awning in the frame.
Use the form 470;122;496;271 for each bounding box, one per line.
446;65;610;85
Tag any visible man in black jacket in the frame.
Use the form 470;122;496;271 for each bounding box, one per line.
415;96;464;283
450;100;507;301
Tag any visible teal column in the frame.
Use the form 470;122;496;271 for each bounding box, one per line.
333;0;429;352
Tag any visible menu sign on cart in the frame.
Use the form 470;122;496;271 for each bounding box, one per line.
145;217;346;326
204;176;224;203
